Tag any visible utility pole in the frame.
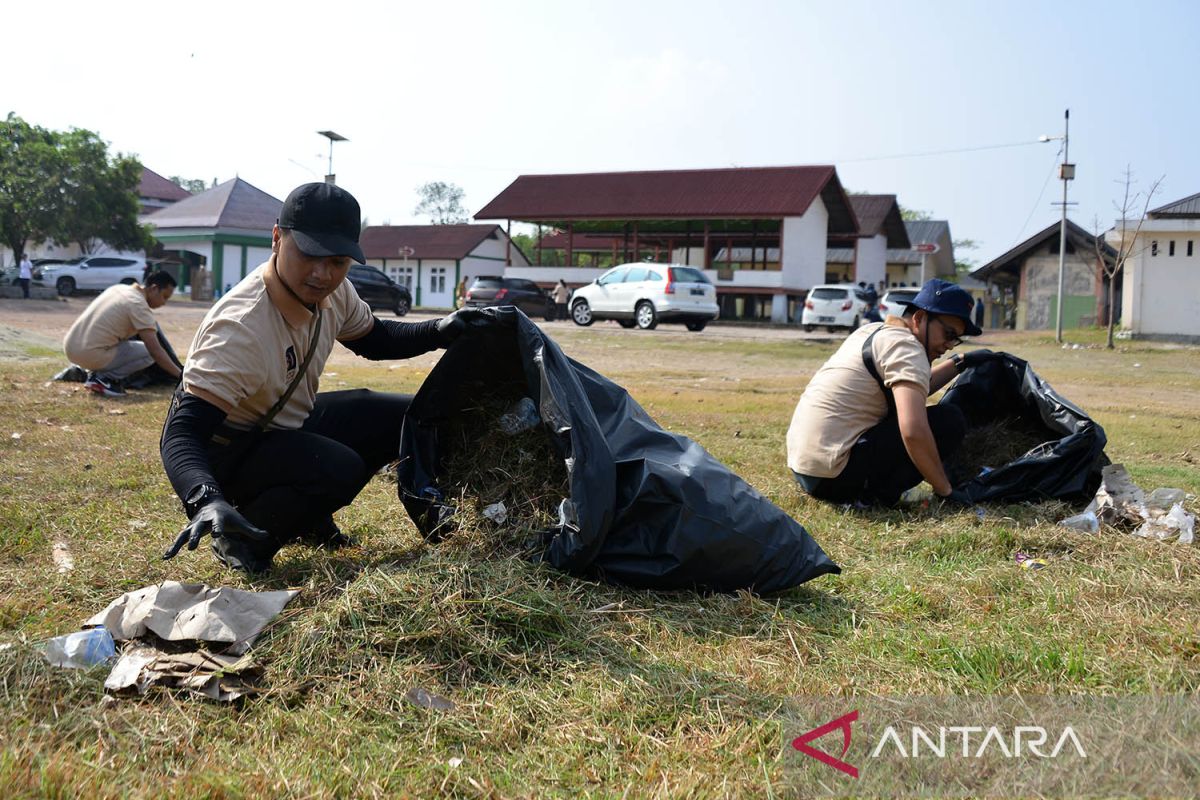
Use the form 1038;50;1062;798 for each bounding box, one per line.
1053;110;1076;343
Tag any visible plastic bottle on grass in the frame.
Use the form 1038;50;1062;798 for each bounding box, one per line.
43;626;116;668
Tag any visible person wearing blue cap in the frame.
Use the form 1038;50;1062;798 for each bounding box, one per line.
786;278;1002;506
157;183;496;572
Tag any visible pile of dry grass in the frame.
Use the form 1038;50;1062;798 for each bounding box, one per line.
437;382;569;554
945;416;1053;485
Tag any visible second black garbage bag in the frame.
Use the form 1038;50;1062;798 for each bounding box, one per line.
939;352;1108;503
396;307;840;594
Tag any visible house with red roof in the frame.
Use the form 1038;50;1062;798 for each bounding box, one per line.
359;224;530;308
474;165;859;322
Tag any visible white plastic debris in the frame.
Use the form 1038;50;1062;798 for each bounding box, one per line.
482;502;508;524
1061;464;1194;544
1133;503;1195;544
1059;510;1100;534
43;627;116;669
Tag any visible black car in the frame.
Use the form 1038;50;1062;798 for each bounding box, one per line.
347;265;411;316
465;276;553;320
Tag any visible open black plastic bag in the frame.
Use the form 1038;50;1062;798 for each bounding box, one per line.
938;352;1108;503
396;308;840;594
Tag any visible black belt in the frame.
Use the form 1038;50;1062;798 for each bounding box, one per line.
210;422;255;447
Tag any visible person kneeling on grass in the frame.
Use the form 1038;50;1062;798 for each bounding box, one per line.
786;278;1002;507
62;271;183;398
160;182;495;574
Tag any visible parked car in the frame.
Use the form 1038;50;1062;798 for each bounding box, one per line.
465;276;554;320
800;283;870;332
570;263;718;331
877;287;920;319
40;256;148;296
346;265;411;315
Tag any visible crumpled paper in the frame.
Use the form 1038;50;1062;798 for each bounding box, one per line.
83;581;297;703
105;645;260;701
86;581;298;655
1061;464;1194;544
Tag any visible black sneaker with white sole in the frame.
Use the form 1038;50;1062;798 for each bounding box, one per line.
84;373;126;398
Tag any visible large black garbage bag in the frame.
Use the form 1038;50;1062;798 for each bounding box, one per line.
397;308;840;594
938;352;1108;503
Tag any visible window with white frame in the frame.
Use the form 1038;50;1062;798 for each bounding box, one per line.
430;267;446;294
390;266;414;288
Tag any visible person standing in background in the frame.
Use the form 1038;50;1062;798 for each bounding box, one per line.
552;279;571;321
18;253;34;299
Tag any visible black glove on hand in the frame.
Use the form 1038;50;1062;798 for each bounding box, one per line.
162;497;269;560
435;307;491;346
961;349;1001;369
938;488;974;506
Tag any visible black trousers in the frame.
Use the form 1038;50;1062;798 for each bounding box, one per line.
19;278;30;298
208;389;410;545
794;405;966;506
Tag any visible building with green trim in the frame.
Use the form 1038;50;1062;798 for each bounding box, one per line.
359;225;530;309
140;178;282;297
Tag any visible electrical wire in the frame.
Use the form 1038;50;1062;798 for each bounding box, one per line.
1010;142;1064;248
838;139;1045;164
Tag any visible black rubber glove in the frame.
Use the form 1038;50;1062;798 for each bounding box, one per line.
938;488;974;506
435;307;492;346
162;498;269;560
961;349;1001;369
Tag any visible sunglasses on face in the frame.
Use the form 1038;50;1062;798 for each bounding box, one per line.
930;316;965;348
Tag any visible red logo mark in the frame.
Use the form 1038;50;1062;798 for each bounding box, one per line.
792;710;859;778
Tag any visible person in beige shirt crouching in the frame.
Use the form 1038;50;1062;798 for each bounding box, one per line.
63;271;183;397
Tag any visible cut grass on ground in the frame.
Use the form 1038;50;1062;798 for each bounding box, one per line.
1;315;1198;797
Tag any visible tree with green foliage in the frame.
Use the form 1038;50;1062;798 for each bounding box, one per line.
0;114;63;262
169;176;209;194
58;127;153;255
0;113;152;260
414;181;468;224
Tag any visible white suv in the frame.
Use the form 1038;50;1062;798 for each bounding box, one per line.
800;283;869;332
570;263;719;331
41;256;148;296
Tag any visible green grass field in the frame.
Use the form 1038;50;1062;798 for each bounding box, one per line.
1;317;1197;798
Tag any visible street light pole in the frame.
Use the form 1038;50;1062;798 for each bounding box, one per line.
1054;110;1074;343
317;130;348;185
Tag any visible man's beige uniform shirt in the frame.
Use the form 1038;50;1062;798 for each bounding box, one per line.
786;318;931;478
63;283;157;370
183;258;374;430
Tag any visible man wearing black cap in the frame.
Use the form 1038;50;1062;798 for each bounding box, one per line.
786;278;1001;507
159;182;489;572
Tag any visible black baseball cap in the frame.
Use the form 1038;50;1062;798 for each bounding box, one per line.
894;278;982;337
278;183;365;264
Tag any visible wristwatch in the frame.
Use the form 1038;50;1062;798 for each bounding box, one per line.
184;483;224;517
951;353;965;373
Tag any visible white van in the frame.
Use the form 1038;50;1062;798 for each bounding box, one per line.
800;283;870;332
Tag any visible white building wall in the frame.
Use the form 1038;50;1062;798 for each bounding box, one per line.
419;258;456;309
1119;222;1200;338
246;246;272;274
780;198;828;291
855;234;887;287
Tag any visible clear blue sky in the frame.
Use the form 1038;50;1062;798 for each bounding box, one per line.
7;0;1197;266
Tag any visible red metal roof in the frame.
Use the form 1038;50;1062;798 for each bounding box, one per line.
360;224;501;260
474;166;858;233
139;168;192;202
838;194;910;248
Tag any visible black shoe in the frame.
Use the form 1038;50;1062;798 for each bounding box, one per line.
302;516;357;550
53;365;88;383
211;533;276;574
